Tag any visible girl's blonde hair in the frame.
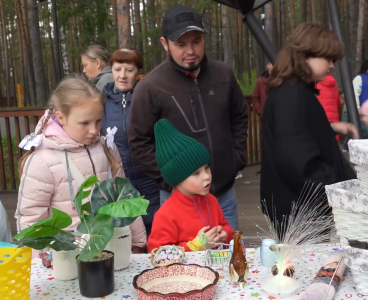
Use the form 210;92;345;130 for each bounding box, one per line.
19;75;121;175
81;45;110;69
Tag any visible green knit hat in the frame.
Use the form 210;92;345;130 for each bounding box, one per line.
154;119;211;187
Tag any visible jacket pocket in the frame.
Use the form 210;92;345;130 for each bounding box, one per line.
171;96;206;133
189;96;200;130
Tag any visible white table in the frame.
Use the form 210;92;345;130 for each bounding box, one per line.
30;244;364;299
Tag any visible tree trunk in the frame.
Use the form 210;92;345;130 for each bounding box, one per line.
272;2;278;49
221;5;232;68
275;2;281;49
117;0;132;48
288;0;295;32
213;4;219;60
343;0;350;59
301;0;307;22
133;0;143;54
26;0;47;106
0;0;11;106
146;0;160;67
348;0;357;74
244;23;251;86
15;0;30;105
22;0;36;105
203;4;213;59
355;0;365;74
280;0;286;47
264;3;276;49
364;0;368;60
311;0;317;23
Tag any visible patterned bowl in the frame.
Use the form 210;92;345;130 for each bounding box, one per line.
133;263;219;300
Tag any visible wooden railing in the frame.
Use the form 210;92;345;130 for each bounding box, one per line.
0;107;45;191
245;96;261;166
0;97;260;191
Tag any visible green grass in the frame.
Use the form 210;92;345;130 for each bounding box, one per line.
238;70;258;96
1;137;20;190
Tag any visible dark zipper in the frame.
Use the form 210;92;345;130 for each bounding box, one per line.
84;145;96;175
190;96;200;130
122;94;136;182
194;78;215;191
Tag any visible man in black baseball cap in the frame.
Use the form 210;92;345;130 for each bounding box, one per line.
160;5;206;73
162;5;206;42
129;5;248;231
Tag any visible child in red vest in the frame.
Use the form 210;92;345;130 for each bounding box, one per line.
147;119;233;252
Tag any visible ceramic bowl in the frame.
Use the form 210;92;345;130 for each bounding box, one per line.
133;263;219;300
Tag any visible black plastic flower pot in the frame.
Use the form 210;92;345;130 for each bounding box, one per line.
77;250;115;298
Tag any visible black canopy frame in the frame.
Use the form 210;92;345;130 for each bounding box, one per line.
214;0;362;138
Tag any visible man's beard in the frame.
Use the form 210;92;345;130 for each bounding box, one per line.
168;48;202;73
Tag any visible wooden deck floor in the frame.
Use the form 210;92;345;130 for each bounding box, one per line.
1;165;266;246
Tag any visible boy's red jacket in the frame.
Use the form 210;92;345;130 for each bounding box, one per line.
147;189;234;252
316;74;341;141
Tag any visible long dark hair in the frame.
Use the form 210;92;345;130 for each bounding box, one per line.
269;23;344;89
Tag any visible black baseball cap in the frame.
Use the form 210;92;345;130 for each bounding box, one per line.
162;5;205;41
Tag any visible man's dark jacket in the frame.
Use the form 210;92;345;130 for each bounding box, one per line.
261;77;356;221
102;82;160;235
128;55;248;197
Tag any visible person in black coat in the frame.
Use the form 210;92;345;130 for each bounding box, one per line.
261;23;357;222
102;49;160;239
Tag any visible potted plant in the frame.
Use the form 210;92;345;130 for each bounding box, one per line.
89;176;144;271
13;175;149;298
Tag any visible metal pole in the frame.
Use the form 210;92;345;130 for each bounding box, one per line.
244;12;277;64
51;0;62;83
328;0;362;138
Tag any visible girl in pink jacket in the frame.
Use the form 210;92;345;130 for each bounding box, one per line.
15;76;147;253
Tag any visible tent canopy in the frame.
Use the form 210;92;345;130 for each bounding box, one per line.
213;0;272;15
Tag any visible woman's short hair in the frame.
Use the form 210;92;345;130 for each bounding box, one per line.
109;48;143;70
269;23;344;89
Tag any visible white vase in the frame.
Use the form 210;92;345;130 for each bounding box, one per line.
52;248;80;280
105;226;131;271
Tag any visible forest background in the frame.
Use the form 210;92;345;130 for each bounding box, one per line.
0;0;367;107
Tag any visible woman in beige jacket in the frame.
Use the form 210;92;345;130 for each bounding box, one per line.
15;76;146;253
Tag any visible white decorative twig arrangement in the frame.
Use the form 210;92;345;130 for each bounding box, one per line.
252;182;334;297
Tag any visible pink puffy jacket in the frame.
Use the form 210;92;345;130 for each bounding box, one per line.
15;111;147;248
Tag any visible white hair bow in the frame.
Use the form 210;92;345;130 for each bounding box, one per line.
19;133;43;150
105;127;118;149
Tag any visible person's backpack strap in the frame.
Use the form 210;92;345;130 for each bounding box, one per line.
53;150;86;186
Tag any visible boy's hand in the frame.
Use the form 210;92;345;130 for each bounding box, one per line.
197;226;219;243
217;226;227;243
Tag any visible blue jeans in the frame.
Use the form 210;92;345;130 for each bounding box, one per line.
217;187;238;231
160;190;171;206
160;187;238;231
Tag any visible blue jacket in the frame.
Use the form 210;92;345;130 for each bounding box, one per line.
102;82;160;233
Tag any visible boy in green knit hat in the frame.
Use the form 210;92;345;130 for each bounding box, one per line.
147;119;233;252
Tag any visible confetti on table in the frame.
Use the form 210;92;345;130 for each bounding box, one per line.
29;245;362;299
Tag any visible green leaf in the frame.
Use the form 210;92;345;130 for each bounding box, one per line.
90;178;146;227
115;178;141;200
17;236;54;250
81;202;92;214
78;214;114;262
75;175;99;219
98;197;149;218
112;216;137;228
91;178;141;215
76;213;95;234
49;231;78;251
13;208;72;240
